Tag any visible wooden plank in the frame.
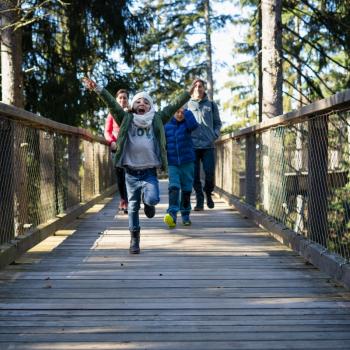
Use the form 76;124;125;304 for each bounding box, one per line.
1;340;350;350
0;298;350;310
0;279;341;290
0;331;349;341
1;308;350;317
1;288;349;299
1;324;350;334
2;317;350;326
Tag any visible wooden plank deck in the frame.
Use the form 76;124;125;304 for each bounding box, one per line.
0;180;349;349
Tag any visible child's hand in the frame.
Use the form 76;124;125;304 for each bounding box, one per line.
82;77;97;91
110;141;117;151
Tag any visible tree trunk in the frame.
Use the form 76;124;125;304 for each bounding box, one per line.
258;1;263;123
261;0;283;216
204;0;214;101
261;0;282;119
0;0;23;107
1;0;26;239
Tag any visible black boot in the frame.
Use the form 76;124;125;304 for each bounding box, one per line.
181;191;191;209
206;192;214;209
129;230;140;254
194;192;204;211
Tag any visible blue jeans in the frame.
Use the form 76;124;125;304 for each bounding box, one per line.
193;148;215;202
168;162;194;218
125;168;160;232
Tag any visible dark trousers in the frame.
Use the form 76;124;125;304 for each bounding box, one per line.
116;167;127;201
193;148;215;203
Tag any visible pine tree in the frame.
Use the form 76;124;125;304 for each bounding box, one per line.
224;0;350;133
21;0;150;128
132;0;232;107
0;0;23;107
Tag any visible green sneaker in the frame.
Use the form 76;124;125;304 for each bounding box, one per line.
164;213;176;229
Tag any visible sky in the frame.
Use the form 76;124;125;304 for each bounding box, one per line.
211;1;245;126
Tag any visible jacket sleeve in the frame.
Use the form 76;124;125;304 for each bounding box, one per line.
104;114;117;144
98;88;126;126
183;109;199;132
212;101;222;139
160;91;191;124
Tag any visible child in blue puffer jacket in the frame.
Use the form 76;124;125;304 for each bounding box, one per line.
163;105;198;228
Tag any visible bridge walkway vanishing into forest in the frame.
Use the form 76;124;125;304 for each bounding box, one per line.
0;180;349;350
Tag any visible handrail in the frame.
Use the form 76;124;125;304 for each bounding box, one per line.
0;102;107;144
218;88;350;142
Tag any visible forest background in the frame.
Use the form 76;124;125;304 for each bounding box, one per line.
0;0;349;134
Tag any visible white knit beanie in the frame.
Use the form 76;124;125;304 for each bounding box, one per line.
131;91;154;110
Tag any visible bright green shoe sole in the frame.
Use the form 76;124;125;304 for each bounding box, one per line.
164;213;176;228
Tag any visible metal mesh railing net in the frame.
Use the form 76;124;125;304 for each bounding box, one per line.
216;108;350;261
0;115;114;245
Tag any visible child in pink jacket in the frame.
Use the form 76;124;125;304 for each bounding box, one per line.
104;89;129;215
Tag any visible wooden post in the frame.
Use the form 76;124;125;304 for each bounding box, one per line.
245;134;256;206
223;139;233;195
54;135;67;214
82;140;94;201
39;130;55;223
308;116;328;245
94;143;100;195
67;135;80;208
232;140;241;197
14;123;28;235
0;117;14;243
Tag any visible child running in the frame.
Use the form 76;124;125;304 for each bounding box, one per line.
83;77;193;254
163;106;198;228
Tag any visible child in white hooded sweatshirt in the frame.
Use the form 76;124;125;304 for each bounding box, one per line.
83;77;195;254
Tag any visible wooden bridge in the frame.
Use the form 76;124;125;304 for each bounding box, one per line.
0;90;350;349
0;181;349;349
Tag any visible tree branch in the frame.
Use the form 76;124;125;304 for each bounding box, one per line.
283;55;324;98
283;46;337;95
283;25;349;71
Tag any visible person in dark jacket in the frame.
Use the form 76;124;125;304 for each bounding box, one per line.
188;78;222;210
163;106;198;228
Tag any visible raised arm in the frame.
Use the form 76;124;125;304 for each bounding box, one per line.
82;77;126;126
159;82;198;124
183;109;199;132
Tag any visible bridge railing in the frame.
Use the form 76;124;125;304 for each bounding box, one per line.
215;90;350;284
0;103;115;263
